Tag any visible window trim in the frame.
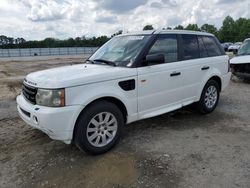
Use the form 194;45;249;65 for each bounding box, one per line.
201;35;225;57
212;36;226;55
134;33;225;68
179;34;200;61
197;35;209;58
136;34;179;67
133;34;158;68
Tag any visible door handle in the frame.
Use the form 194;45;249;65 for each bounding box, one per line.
201;66;210;70
170;72;181;77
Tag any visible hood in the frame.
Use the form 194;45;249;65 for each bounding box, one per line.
24;64;137;88
230;55;250;65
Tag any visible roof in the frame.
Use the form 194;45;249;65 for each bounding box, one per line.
120;29;214;36
121;30;156;36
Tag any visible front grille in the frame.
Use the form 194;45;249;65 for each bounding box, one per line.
22;83;37;104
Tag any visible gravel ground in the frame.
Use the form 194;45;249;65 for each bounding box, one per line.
0;56;250;188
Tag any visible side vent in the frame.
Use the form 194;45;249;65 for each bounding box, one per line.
118;79;135;91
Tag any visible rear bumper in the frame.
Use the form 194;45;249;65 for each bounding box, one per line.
221;72;232;91
16;94;82;144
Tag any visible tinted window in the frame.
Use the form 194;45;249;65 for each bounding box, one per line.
148;34;177;64
181;34;199;60
198;36;208;58
202;36;222;57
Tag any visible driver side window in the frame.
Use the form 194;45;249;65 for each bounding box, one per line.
148;34;178;64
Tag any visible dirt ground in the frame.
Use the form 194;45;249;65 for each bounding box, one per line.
0;56;250;188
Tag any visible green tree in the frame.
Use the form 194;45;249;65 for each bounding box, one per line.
185;24;200;31
234;18;250;42
174;25;184;30
143;25;154;30
201;24;218;36
111;30;123;37
42;38;57;47
2;16;250;49
218;16;236;42
0;35;8;45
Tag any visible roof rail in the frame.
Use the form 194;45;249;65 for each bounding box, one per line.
153;29;162;34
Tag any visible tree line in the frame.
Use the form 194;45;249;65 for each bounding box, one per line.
143;16;250;43
1;16;250;49
0;35;109;49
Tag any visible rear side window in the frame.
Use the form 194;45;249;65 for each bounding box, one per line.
198;36;208;58
202;36;223;57
181;34;199;60
148;34;178;63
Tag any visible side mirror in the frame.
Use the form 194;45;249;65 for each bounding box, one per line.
145;54;165;65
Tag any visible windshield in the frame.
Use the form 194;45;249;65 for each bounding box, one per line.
238;40;250;56
89;35;151;67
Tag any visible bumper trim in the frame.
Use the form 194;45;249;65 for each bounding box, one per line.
20;107;31;118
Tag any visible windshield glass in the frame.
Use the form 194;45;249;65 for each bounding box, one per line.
89;35;151;67
238;40;250;56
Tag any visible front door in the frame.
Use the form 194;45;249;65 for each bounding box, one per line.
137;34;183;119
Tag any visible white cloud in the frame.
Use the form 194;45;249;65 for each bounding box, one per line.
0;0;249;40
27;0;67;21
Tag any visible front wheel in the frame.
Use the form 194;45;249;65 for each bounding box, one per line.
197;80;220;114
74;100;124;154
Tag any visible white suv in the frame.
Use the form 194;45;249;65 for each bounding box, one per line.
17;30;231;154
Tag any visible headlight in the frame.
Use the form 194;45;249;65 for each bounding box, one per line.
36;89;65;107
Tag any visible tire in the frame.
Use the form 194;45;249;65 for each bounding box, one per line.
74;100;124;155
197;80;220;114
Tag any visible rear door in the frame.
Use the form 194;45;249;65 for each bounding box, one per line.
177;34;206;105
179;34;227;105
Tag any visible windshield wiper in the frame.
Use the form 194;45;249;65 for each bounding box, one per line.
86;59;95;64
93;59;117;66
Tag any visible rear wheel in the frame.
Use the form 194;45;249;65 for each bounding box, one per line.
74;100;124;154
197;80;220;114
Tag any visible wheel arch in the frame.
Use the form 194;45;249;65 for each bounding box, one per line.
72;96;128;142
198;74;222;101
208;75;222;92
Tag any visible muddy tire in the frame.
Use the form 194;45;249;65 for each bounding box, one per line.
197;80;220;114
74;100;124;155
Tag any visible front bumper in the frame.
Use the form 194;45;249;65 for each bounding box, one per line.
233;72;250;79
231;63;250;79
16;94;81;144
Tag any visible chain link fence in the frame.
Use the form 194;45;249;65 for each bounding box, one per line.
0;47;99;57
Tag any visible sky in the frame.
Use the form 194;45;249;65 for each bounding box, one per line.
0;0;249;40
